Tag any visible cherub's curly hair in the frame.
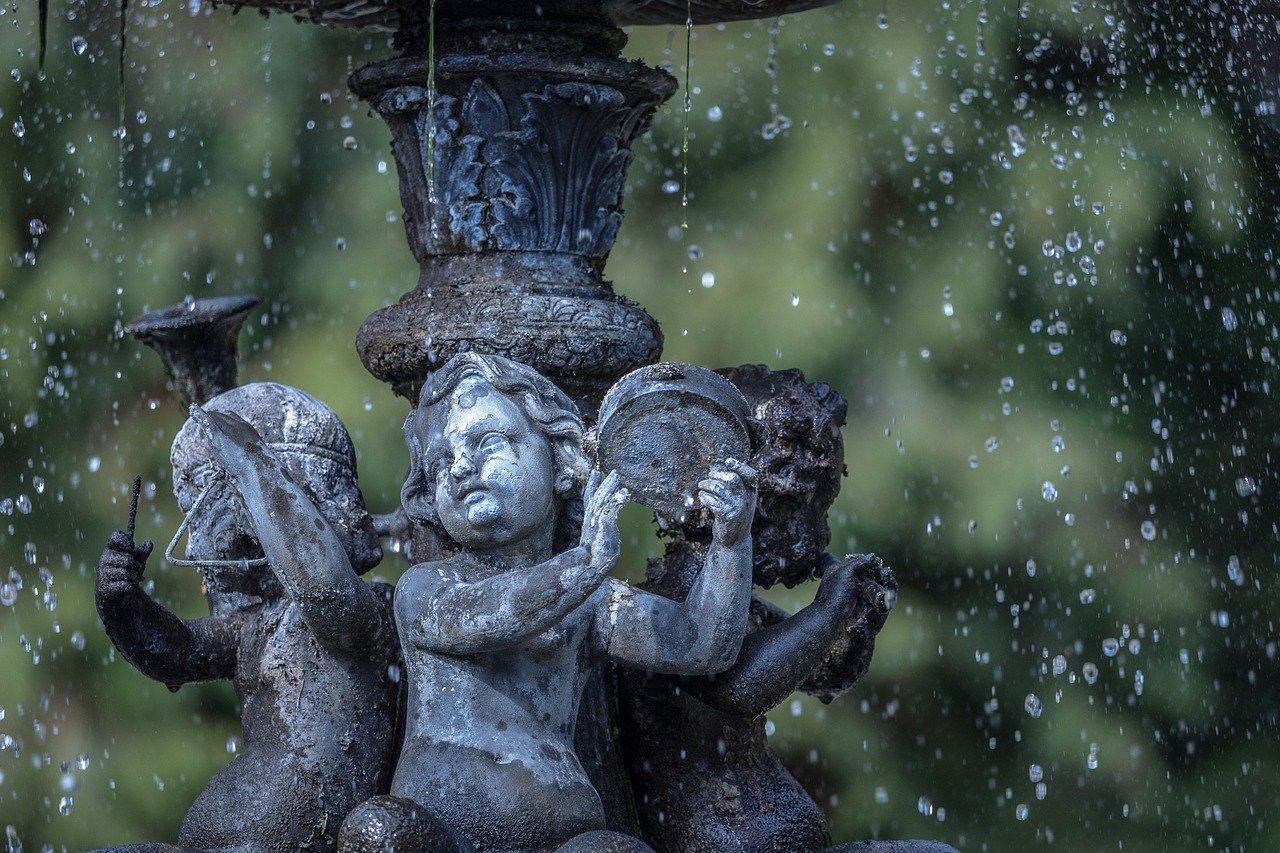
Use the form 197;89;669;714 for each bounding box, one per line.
401;353;589;554
717;365;848;588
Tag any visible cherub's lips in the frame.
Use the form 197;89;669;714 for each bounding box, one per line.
456;482;487;501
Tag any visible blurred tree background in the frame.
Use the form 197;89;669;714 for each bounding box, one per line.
1;0;1277;849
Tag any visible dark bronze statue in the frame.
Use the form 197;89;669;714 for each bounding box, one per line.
94;382;399;852
615;365;897;852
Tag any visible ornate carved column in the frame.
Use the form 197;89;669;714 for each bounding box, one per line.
350;17;675;407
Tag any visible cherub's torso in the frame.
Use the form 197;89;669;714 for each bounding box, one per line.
179;588;399;851
391;557;609;852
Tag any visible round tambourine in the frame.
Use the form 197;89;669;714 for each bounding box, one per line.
596;363;752;517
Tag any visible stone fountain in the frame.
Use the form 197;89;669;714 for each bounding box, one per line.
89;1;957;850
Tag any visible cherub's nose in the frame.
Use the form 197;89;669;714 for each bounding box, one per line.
450;453;475;480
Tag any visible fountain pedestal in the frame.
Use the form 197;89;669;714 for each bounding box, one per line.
349;18;673;406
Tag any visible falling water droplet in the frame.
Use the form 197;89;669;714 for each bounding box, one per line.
1051;655;1067;676
1006;124;1027;157
1041;481;1058;502
1139;520;1156;541
1102;637;1120;657
1015;803;1029;821
71;35;89;56
1079;588;1096;605
1024;693;1043;718
1082;662;1099;683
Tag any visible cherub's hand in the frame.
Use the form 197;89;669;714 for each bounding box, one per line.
815;553;894;623
188;406;276;480
579;469;630;572
95;477;153;606
698;458;757;546
854;556;897;633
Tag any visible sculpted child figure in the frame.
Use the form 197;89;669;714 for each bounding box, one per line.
618;365;898;852
94;383;399;852
338;353;756;853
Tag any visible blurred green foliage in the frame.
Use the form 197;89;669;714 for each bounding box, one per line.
1;0;1277;849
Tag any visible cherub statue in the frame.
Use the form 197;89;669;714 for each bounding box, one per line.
338;353;756;853
616;365;897;852
94;382;400;852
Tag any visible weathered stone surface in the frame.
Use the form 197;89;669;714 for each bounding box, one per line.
125;295;258;410
346;352;754;851
350;39;672;405
95;384;399;853
616;365;898;853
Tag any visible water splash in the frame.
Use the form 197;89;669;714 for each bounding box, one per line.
760;18;791;140
681;0;692;230
425;0;438;215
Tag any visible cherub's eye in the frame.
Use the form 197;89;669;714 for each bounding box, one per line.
428;456;449;481
478;433;510;456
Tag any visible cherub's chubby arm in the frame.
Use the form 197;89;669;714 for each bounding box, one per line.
96;529;239;691
399;471;630;655
193;408;389;657
599;460;757;675
690;553;892;718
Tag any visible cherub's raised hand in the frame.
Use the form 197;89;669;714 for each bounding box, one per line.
96;476;154;605
189;405;275;479
697;458;757;546
579;469;630;572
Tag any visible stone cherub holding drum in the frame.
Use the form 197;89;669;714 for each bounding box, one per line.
337;353;757;851
94;336;899;851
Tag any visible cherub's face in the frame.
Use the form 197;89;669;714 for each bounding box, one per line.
423;376;557;550
175;460;261;564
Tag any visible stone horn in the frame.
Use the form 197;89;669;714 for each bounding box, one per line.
125;294;260;409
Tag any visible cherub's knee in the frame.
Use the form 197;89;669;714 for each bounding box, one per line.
555;830;655;853
337;795;470;853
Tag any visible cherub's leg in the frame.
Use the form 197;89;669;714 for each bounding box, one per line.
336;795;472;853
554;830;655;852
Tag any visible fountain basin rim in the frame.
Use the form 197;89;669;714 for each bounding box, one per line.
212;0;842;34
349;51;676;100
